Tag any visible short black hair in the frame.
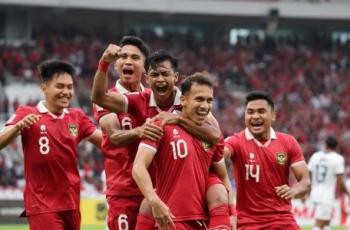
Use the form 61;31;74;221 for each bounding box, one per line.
325;135;337;149
245;91;274;110
145;50;178;72
38;60;75;83
181;72;214;95
119;36;149;60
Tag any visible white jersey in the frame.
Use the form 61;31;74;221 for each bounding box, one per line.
308;151;345;204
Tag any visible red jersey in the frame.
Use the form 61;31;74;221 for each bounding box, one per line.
93;80;146;196
123;87;182;124
225;128;304;228
5;101;97;216
140;123;224;222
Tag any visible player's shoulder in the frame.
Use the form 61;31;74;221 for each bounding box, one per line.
67;107;88;116
16;105;37;114
275;131;299;144
330;151;344;162
225;130;245;142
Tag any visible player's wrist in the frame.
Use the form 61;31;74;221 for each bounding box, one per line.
98;59;109;73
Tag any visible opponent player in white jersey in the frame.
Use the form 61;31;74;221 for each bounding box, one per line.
308;135;350;230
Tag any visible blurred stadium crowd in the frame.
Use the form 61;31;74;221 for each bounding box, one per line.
0;27;349;194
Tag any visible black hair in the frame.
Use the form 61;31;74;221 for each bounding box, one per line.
325;135;338;149
145;50;178;72
38;60;75;83
119;36;149;60
181;72;214;95
245;91;274;110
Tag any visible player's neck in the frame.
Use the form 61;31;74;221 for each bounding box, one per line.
120;81;141;92
155;93;175;110
43;101;64;115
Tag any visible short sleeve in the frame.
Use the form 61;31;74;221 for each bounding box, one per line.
288;136;305;165
5;106;31;126
212;136;225;163
307;154;315;171
224;134;239;159
335;156;345;175
139;120;163;154
78;110;97;140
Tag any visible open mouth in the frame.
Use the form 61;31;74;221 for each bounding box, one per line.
155;85;167;93
122;69;134;76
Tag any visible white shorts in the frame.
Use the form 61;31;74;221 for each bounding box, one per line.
314;202;333;220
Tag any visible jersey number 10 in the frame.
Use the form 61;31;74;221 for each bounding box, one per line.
170;139;188;160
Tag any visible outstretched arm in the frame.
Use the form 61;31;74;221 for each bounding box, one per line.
0;114;40;150
91;44;126;113
157;112;221;144
100;113;163;146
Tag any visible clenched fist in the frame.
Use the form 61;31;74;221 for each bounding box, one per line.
101;44;121;63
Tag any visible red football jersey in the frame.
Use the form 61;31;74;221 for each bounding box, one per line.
93;80;147;196
5;101;97;216
225;128;304;228
140;123;224;222
123;87;183;124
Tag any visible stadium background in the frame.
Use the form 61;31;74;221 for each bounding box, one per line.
0;0;349;229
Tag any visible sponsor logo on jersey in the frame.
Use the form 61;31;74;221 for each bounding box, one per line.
68;124;78;137
172;128;180;138
276;152;287;165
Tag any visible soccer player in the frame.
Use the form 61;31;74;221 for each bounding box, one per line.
0;60;101;230
224;91;310;229
132;73;231;230
94;36;163;230
308;136;349;230
92;50;233;229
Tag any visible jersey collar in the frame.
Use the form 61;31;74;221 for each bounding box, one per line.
115;80;145;94
149;86;181;110
37;101;69;119
245;127;277;147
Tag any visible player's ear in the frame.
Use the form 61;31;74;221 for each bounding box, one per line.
180;94;186;107
174;72;179;83
40;83;47;93
272;111;276;122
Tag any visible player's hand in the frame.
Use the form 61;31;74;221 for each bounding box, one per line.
101;44;121;63
275;184;296;200
134;120;163;141
149;196;175;230
154;112;181;126
15;114;40;131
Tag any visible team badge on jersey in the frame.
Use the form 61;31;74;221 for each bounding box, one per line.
276;152;287;165
68;124;78;137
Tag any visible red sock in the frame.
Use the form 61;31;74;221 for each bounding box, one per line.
135;213;155;230
209;205;230;229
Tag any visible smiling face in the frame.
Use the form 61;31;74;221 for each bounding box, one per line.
41;73;74;113
146;60;179;104
245;99;276;140
114;44;145;88
181;83;213;125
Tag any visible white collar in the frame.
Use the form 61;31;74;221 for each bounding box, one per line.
115;80;145;94
245;127;277;147
37;101;69;119
149;86;181;108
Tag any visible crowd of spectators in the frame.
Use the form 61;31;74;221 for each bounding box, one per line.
0;28;349;194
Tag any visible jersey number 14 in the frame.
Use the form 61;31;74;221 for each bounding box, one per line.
245;164;260;182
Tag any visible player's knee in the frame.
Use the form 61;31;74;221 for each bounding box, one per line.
206;184;228;210
138;198;152;215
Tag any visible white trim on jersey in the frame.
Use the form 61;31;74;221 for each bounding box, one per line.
244;127;277;147
122;95;128;113
138;143;157;154
212;158;225;165
115;80;145;94
37;101;69;119
149;86;181;108
291;160;307;168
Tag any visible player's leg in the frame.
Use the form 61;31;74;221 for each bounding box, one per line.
135;198;156;230
206;174;231;229
107;195;143;230
60;209;81;230
313;202;332;230
27;212;64;230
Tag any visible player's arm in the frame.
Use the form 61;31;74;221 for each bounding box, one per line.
132;144;175;229
85;129;102;148
91;44;126;113
212;159;235;206
157;112;221;144
337;174;350;196
100;114;163;146
0;114;40;150
276;161;311;199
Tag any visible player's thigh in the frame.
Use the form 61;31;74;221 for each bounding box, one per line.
107;195;143;230
206;174;228;210
314;202;333;221
59;210;81;230
28;212;64;230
